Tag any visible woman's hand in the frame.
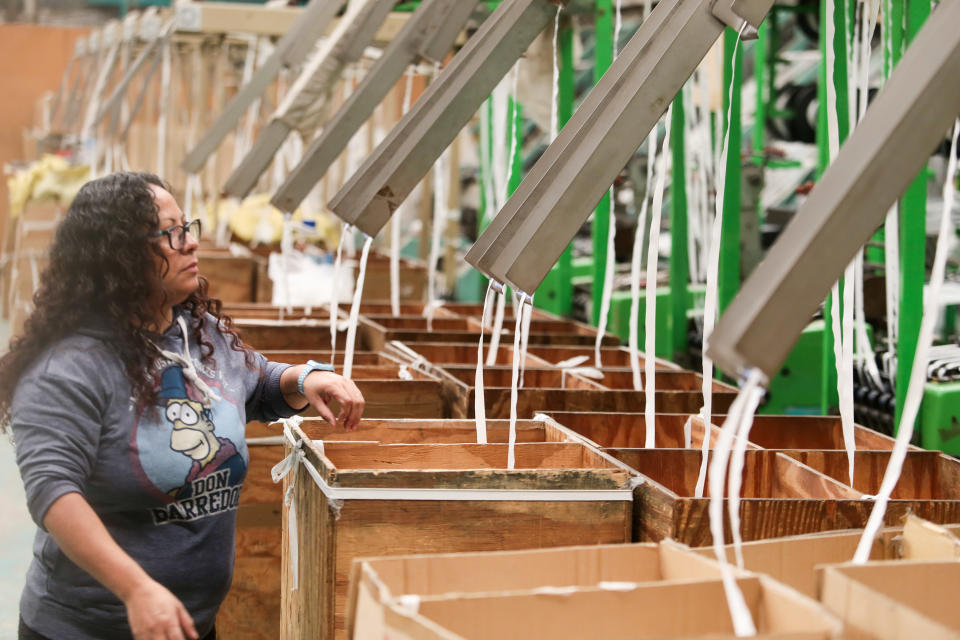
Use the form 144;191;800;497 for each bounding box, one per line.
301;370;365;430
124;579;198;640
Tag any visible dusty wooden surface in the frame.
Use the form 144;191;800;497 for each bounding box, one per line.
546;412;727;449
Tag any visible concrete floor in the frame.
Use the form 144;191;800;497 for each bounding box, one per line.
1;319;34;634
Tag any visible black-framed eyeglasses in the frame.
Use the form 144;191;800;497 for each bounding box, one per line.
152;219;202;251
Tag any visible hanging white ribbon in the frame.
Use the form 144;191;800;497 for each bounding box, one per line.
329;225;349;366
644;105;673;448
854;120;960;563
475;282;496;444
391;69;416;317
551;355;604;389
507;293;530;470
699;26;746;497
708;369;764;637
343;236;373;379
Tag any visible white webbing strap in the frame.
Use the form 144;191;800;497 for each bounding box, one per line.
699;26;745;498
423;299;445;332
475;283;496;444
343;236;373;379
388;341;430;374
854;120;960;563
594;191;616;369
507;293;529;470
391;69;416;317
644;104;673;448
157;314;222;408
725;376;765;570
486;288;507;365
518;292;533;388
708;369;764;636
551;355;604;389
329;224;349;366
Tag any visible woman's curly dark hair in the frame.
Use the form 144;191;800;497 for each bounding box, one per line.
0;171;252;430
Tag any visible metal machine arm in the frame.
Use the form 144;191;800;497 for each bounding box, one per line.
270;0;482;213
464;0;773;294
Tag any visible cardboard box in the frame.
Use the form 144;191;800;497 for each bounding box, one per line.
349;541;733;639
819;560;960;639
377;574;840;639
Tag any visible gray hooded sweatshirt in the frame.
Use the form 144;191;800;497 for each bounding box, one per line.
12;307;300;639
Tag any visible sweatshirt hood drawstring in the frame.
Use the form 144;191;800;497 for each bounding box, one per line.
157;313;222;408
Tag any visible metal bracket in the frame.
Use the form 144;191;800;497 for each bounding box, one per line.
270;0;482;213
327;0;563;237
465;0;773;294
222;0;395;198
707;0;960;380
180;0;345;174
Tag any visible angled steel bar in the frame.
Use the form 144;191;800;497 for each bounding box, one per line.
49;40;81;130
464;0;772;295
60;35;97;132
119;20;174;144
81;22;122;139
270;0;482;212
222;0;396;198
706;0;960;380
180;0;344;174
93;16;169;128
327;0;561;236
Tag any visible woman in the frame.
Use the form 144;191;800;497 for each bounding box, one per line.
0;172;364;640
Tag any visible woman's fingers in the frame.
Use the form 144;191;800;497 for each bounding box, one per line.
305;373;365;430
178;603;198;640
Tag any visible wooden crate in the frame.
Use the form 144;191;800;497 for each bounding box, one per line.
604;448;861;544
438;365;607;390
477;388;736;420
199;250;269;303
357;317;619;352
227;417;587;639
739;415;906;450
779;450;960;527
523;344;683;370
384;341;548;366
588;369;738;392
358;254;428;301
281;420;635;639
257;350;397;367
545;412;729;449
233;319;373;352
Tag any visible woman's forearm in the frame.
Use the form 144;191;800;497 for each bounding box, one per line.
43;492;152;602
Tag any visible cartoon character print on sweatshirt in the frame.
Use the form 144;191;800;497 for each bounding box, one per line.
131;364;248;525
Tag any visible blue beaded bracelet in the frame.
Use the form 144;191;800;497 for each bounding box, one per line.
297;360;336;395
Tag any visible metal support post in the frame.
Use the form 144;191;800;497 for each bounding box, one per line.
670;92;690;360
536;18;576;316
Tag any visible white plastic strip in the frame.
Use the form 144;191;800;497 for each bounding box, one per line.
594;190;616;369
549;5;561;142
629;131;657;390
644;105;673;448
475;282;496;444
343;235;373;379
391;69;416;317
842;260;856;486
329;226;349;366
708;369;763;636
486;289;507;365
507;293;528;470
725;376;765;569
698;27;745;497
519;292;533;389
854;120;960;563
855;249;883;387
427;147;448;308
